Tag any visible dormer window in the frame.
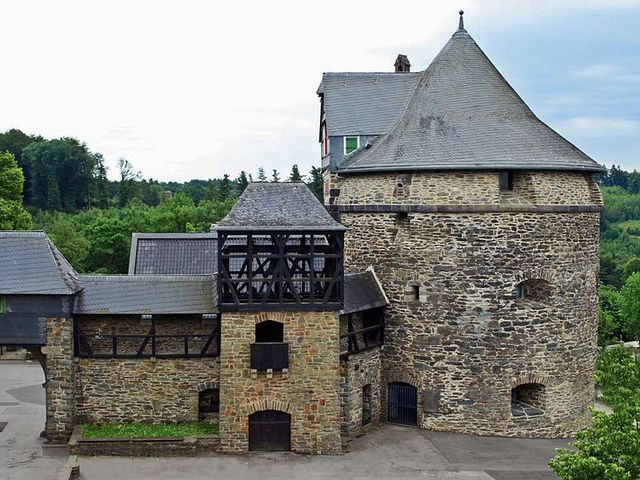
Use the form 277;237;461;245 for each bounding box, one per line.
499;171;515;191
344;136;360;155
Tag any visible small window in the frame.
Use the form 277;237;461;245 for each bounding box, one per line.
499;171;515;191
0;296;6;315
344;136;359;155
362;384;372;426
412;285;419;301
199;388;219;418
511;383;545;417
255;320;284;343
515;279;551;302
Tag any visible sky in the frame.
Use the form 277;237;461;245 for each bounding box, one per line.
1;0;639;181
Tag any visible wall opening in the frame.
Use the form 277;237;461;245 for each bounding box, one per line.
511;383;545;417
515;279;551;302
198;388;219;419
249;410;291;451
499;171;515;191
255;320;284;343
362;384;372;426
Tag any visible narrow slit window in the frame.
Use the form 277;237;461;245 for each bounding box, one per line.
344;136;359;155
412;285;420;301
362;384;372;426
0;296;6;315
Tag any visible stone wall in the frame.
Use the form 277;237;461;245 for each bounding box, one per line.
340;348;383;438
328;170;601;438
43;317;76;442
75;358;219;423
219;311;342;454
327;170;603;207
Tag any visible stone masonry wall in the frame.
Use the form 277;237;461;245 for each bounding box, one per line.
219;311;342;454
328;170;601;438
327;170;603;207
340;348;383;438
43;316;75;442
75;358;219;423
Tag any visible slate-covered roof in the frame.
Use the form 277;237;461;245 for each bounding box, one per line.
0;231;81;295
216;182;346;231
335;25;605;174
128;233;217;275
318;73;421;136
74;275;216;314
342;268;389;315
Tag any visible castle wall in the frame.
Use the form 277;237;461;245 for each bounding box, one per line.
219;311;342;454
74;315;219;424
328;170;601;438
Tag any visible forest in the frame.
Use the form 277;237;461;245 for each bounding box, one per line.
0;127;638;344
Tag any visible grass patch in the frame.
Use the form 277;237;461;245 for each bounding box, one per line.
82;422;219;439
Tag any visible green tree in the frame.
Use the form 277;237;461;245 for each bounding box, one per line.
550;347;640;480
22;138;97;211
236;171;249;193
47;216;90;271
271;169;281;182
0;152;32;229
307;166;324;202
288;164;303;182
599;285;625;345
117;157;140;207
0;129;40;205
203;180;217;202
257;167;267;182
620;272;640;340
218;174;231;201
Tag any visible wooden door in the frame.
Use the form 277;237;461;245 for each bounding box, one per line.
248;410;291;451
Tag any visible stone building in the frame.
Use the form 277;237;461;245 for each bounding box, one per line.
318;12;605;438
0;13;604;453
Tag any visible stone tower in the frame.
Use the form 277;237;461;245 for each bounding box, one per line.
320;13;605;437
215;182;345;453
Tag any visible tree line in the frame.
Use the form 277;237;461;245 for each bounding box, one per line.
0;128;323;212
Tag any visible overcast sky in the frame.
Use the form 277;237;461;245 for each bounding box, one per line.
1;0;639;181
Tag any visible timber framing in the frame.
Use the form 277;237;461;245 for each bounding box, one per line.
217;230;344;312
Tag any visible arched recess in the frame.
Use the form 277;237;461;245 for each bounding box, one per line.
245;398;292;416
255;320;284;343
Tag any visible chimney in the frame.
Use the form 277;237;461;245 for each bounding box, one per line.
394;54;411;73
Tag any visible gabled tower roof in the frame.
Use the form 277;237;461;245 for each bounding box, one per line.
338;14;605;174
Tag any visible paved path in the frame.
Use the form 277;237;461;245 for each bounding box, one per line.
0;361;67;480
81;424;568;479
1;361;569;480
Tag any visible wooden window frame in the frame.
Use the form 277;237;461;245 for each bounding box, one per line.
344;136;360;155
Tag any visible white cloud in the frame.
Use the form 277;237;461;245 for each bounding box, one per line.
557;116;640;137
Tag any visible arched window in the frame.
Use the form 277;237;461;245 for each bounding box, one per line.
255;320;283;343
515;279;551;302
511;383;545;417
198;388;219;419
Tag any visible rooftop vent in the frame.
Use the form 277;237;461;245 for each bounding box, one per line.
394;54;410;73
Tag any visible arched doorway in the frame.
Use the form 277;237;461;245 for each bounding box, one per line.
388;382;417;426
248;410;291;451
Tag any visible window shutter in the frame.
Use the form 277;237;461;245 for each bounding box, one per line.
345;136;358;154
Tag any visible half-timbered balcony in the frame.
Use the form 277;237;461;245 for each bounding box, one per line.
250;342;289;370
215;183;346;312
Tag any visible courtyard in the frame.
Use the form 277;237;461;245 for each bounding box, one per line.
0;361;568;480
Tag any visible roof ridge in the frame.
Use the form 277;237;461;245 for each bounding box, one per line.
45;236;82;294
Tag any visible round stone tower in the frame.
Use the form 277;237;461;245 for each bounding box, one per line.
320;13;605;438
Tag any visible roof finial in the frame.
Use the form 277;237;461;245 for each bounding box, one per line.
458;10;465;30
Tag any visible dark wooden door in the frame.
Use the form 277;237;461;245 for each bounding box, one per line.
249;410;291;451
388;382;417;426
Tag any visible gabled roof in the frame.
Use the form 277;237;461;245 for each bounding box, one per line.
0;231;81;295
342;268;389;315
335;25;606;174
318;73;421;136
128;233;217;275
216;182;345;231
74;275;216;314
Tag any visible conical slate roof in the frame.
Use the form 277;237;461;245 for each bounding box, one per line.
338;22;605;173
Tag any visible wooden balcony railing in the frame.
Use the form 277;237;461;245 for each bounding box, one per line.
250;342;289;370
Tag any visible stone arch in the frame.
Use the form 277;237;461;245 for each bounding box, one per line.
513;269;554;286
252;312;286;324
382;369;423;424
384;369;422;389
246;398;292;415
511;373;550;389
196;380;219;392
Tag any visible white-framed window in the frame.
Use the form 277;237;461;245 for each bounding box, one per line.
344;136;360;155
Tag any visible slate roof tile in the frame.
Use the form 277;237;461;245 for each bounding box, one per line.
342;268;389;315
128;233;217;275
